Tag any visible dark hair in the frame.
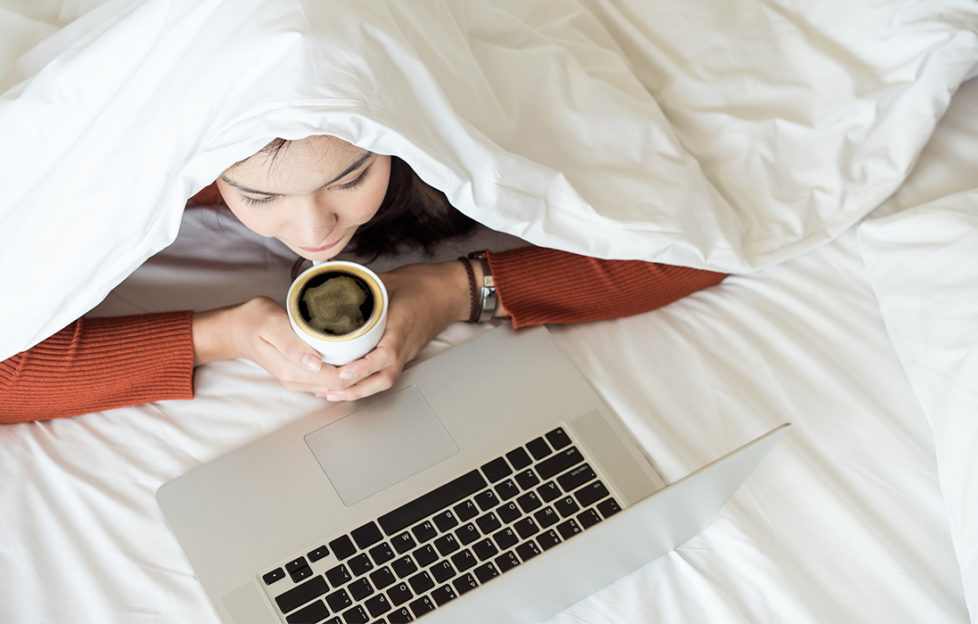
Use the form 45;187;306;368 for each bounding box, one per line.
261;138;477;260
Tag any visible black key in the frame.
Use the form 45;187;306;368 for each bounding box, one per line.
430;584;457;606
378;470;487;535
275;575;328;614
537;481;561;502
286;557;308;574
325;564;352;587
577;507;603;529
575;481;610;508
369;542;395;566
432;510;459;532
537;447;585;480
506;447;532;470
324;618;342;624
515;491;542;514
412;543;438;568
554;496;580;518
556;518;583;540
474;489;500;511
515;540;541;562
453;500;479;522
526;437;552;460
455;523;480;546
289;565;313;583
512;517;539;539
514;469;540;490
391;555;418;579
597;497;622;518
348;577;374;601
348;553;374;577
546;427;572;449
475;511;502;534
409;595;436;618
430;560;455;583
352;521;384;550
533;506;559;529
341;604;369;624
557;464;596;493
307;546;329;563
492;527;518;550
364;593;392;618
370;566;396;590
392;531;417;554
451;549;477;572
497;501;521;524
411;520;437;544
480;456;512;482
537;529;562;551
471;538;498;561
387;581;413;606
286;600;329;624
494;479;520;501
473;562;499;583
495;550;520;573
452;573;479;595
325;588;352;613
263;568;285;585
407;570;434;594
388;606;414;624
329;535;357;560
433;534;460;556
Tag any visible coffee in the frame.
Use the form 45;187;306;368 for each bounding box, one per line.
299;272;374;336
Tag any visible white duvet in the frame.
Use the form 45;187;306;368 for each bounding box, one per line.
1;0;976;360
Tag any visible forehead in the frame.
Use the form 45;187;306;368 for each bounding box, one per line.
225;135;366;193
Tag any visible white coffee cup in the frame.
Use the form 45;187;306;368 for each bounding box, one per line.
286;261;389;366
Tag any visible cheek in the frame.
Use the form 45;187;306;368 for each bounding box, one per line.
223;198;281;238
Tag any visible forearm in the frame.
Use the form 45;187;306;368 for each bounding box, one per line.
0;312;196;423
487;247;726;328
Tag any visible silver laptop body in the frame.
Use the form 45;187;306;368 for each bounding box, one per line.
157;326;788;623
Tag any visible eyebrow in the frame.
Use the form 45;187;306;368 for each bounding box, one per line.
221;150;373;195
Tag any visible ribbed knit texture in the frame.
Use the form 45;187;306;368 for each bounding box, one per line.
0;311;195;423
488;247;726;328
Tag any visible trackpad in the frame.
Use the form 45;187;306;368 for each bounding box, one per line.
305;386;458;506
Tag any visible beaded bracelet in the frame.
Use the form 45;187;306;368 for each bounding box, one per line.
458;256;479;323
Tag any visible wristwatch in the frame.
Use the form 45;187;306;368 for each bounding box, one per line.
467;250;498;323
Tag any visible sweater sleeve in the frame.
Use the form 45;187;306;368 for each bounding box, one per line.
0;311;196;423
486;247;726;329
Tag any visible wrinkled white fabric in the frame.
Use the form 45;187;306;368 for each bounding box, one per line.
1;0;976;360
858;77;978;618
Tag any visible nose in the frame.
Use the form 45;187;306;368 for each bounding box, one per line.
291;195;337;247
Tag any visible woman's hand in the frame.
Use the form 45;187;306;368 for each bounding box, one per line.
321;260;474;402
192;296;346;395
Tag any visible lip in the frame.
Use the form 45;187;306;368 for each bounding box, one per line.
299;239;340;253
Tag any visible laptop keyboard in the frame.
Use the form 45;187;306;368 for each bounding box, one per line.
260;426;622;624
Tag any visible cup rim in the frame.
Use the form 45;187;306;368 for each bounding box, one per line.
287;261;387;342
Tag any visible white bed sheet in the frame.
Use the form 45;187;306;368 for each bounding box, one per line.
0;208;970;620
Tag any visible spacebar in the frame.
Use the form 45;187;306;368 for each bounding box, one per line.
378;469;487;535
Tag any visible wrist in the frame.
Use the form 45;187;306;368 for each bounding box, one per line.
191;306;237;366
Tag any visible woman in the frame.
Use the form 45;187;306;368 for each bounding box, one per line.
0;135;725;422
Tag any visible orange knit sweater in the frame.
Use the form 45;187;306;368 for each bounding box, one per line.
0;247;725;423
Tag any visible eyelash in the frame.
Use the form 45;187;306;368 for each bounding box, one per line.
240;166;371;206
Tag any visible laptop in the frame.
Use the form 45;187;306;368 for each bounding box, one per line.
157;325;789;623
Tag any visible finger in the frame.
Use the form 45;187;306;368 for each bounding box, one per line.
335;343;399;387
259;320;326;373
326;368;400;402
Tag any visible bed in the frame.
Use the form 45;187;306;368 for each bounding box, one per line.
2;1;977;622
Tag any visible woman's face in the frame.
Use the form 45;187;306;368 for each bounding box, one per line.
217;136;392;262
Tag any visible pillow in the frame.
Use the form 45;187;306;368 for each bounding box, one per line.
1;0;975;359
859;192;978;619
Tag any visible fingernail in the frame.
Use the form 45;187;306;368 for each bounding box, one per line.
302;354;322;371
326;391;344;402
338;369;355;380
